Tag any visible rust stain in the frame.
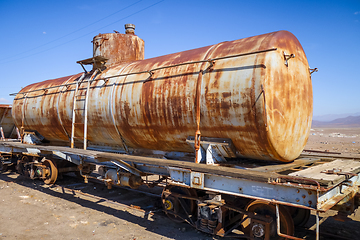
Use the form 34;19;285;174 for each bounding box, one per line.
11;30;313;162
93;32;144;67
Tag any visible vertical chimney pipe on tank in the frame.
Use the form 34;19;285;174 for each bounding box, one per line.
125;24;135;34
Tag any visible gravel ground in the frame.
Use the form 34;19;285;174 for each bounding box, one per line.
305;128;360;156
0;173;213;240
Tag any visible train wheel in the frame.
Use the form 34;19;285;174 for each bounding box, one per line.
286;206;310;227
161;186;197;223
242;200;294;240
17;156;30;176
43;159;58;185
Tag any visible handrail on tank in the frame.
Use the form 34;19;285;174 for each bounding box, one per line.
10;48;277;97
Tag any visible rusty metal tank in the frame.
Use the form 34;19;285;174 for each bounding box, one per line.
12;26;313;162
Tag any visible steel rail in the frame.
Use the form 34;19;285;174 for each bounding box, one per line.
10;48;277;96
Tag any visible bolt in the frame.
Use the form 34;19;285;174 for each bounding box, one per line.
252;223;265;238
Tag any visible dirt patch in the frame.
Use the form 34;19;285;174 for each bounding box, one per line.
305;128;360;156
0;174;214;240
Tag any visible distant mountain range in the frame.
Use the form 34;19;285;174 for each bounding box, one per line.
312;115;360;128
313;112;360;122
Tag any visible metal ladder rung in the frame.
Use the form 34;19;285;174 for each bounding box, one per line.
72;136;84;139
70;69;98;150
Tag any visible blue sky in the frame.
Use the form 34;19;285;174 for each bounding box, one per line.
0;0;359;116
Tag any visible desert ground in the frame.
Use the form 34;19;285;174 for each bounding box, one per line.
0;127;359;240
305;128;360;156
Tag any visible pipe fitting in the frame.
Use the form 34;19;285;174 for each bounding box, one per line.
125;24;135;34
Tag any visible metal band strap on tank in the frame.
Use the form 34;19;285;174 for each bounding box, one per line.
9;48;278;96
194;70;202;163
194;60;215;163
58;74;82;141
253;84;268;129
109;63;133;154
20;92;28;143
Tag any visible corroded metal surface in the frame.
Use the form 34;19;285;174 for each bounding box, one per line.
93;32;144;66
0;104;17;139
12;30;313;162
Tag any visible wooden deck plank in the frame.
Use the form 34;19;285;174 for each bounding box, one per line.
251;158;320;173
289;159;360;182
